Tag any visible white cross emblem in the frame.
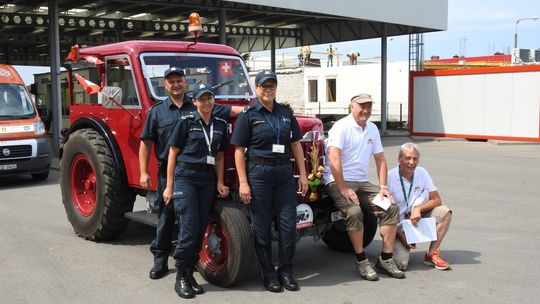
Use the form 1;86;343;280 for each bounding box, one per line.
221;62;231;73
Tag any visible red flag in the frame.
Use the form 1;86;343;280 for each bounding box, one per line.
65;45;79;61
81;55;104;65
75;74;101;94
219;61;233;76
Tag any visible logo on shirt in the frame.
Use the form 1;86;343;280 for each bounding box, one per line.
253;120;266;125
281;117;291;123
367;138;374;144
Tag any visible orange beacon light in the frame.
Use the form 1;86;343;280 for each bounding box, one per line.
188;12;203;36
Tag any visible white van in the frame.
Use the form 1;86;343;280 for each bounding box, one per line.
0;64;51;180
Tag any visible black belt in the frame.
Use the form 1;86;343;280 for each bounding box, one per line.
176;161;214;170
248;157;290;166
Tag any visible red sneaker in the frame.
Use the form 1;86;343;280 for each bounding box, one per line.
424;250;450;270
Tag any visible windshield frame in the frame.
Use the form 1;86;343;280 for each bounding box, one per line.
140;52;255;101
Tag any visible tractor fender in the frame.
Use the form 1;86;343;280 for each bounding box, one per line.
61;117;128;188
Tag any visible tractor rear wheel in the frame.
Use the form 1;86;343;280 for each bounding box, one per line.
60;129;135;241
198;201;254;287
322;211;378;253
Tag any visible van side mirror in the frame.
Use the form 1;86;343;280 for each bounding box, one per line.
35;97;51;131
100;86;123;109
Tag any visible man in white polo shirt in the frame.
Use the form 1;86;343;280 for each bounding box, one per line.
387;142;452;271
323;93;405;281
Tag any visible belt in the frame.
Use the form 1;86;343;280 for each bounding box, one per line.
248;157;290;166
176;161;214;171
157;160;167;170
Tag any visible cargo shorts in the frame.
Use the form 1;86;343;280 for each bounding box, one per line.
393;205;452;270
326;181;399;231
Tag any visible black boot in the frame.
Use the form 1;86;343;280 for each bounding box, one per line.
175;269;195;299
185;266;204;294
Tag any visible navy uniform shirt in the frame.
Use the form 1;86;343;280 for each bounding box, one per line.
230;100;302;159
140;96;231;162
168;112;229;164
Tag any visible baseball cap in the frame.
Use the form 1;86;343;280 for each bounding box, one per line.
350;93;374;104
192;83;215;99
255;70;278;85
163;67;185;78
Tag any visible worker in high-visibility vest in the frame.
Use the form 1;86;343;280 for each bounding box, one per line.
327;44;336;67
304;46;312;66
298;47;304;67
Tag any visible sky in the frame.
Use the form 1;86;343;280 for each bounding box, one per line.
14;0;540;85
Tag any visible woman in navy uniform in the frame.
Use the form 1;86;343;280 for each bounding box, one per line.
139;67;238;282
163;84;230;299
231;70;308;292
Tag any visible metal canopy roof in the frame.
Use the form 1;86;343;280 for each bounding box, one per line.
0;0;446;66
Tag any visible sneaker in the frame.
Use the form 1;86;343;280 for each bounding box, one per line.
424;250;450;270
356;259;379;281
375;256;406;279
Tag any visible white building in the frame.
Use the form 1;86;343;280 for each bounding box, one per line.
249;58;410;126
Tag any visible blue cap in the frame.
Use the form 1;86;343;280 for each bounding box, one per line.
163;67;185;78
255;70;278;85
192;83;215;99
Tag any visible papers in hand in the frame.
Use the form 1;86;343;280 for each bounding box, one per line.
372;194;391;211
402;218;437;244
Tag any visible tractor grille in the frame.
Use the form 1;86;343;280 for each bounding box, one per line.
0;145;32;159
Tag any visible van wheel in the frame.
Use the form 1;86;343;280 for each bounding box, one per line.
60;129;135;241
198;201;254;287
32;171;49;181
322;212;378;253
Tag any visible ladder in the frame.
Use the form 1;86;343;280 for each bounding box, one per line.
409;33;424;71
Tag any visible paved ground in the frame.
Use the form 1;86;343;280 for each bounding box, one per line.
1;138;539;304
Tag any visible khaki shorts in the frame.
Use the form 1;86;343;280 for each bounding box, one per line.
393;205;452;270
326;181;399;231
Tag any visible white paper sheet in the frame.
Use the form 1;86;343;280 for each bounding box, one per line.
372;194;391;211
402;218;437;244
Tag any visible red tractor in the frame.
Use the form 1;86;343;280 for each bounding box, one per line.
59;39;376;287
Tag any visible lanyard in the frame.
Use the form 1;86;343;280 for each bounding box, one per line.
198;120;213;156
399;166;414;204
262;106;281;144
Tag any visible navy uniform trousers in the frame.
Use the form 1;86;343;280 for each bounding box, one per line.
172;166;216;269
248;162;297;280
150;164;176;265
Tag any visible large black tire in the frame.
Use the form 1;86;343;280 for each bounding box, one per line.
198;201;254;287
322;211;378;253
60;129;135;241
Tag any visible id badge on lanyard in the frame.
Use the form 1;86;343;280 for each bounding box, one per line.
272;144;285;153
264;108;285;154
199;121;215;164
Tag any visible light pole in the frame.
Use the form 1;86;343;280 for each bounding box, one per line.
514;16;539;49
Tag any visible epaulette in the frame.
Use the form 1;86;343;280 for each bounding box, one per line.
181;113;195;120
279;102;293;111
242;105;254;113
214;116;227;124
149;100;163;109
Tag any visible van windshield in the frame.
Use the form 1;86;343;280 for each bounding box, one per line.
0;84;36;118
140;53;255;101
